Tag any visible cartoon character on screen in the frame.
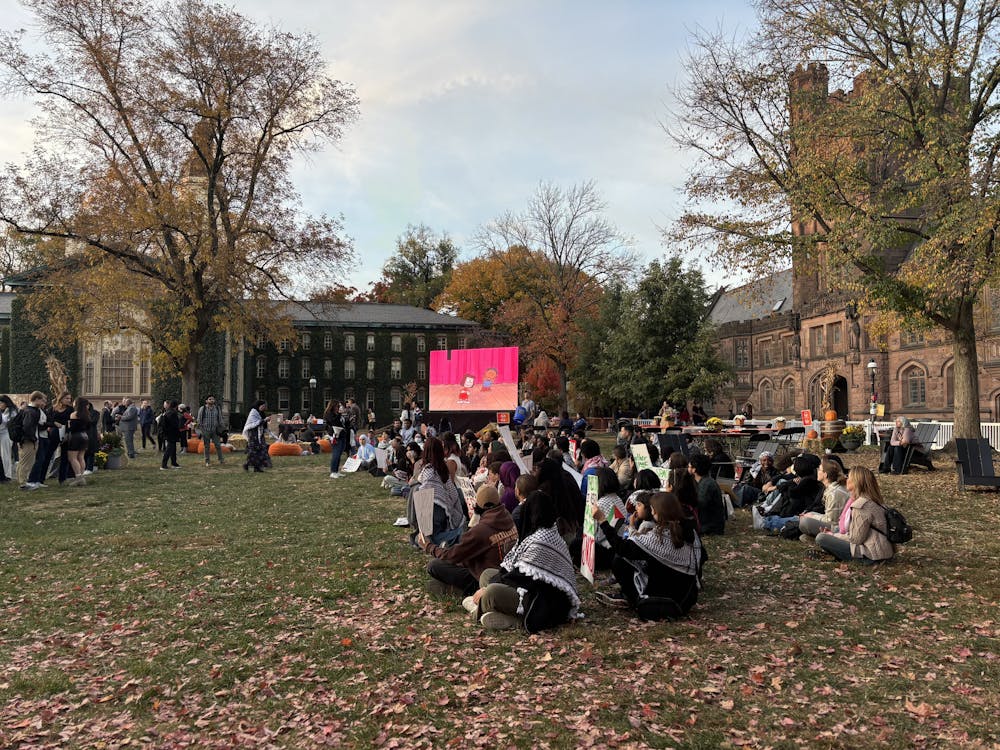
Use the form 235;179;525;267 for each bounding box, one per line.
481;367;498;391
458;373;474;404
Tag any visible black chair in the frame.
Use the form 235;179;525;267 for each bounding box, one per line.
776;426;804;444
955;438;1000;491
657;432;690;459
901;423;940;473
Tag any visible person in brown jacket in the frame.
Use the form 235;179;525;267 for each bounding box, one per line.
815;467;895;563
417;484;518;597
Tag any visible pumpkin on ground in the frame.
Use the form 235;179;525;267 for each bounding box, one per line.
806;429;819;440
269;442;304;457
318;439;333;453
186;438;202;453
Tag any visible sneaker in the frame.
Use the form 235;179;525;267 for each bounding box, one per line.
19;482;36;490
160;467;168;471
594;590;630;609
329;472;342;479
35;483;47;488
83;469;93;476
462;596;479;614
171;465;181;469
392;517;410;527
480;611;520;631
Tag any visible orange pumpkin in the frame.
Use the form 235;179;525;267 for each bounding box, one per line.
824;409;838;421
186;438;202;453
195;442;233;454
268;442;304;457
318;438;333;453
807;429;819;440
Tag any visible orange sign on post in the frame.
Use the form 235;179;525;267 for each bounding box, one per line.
801;409;813;426
496;412;510;425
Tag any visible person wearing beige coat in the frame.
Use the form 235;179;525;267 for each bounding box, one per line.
815;467;895;563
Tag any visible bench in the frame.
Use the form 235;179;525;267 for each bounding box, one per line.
955;437;1000;491
902;423;940;473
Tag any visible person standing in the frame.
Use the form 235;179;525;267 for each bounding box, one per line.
20;391;49;490
159;400;182;470
117;398;139;459
197;395;225;466
0;395;17;482
101;401;114;435
138;399;155;449
242;400;271;472
324;400;349;478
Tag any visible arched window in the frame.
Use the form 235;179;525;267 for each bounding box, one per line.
344;358;355;379
782;378;795;411
902;365;927;407
759;380;773;412
944;363;955;407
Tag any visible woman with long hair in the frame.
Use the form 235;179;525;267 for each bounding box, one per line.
64;397;91;486
323;399;349;478
798;458;850;539
815;466;894;563
593;491;703;620
242;400;270;472
414;436;467;546
0;395;16;482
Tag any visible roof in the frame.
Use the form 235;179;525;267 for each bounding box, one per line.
280;301;478;330
709;269;793;325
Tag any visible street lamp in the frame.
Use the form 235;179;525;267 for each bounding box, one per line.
309;376;317;415
867;359;878;446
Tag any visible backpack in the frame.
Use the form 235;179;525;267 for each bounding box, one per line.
7;409;26;444
875;507;913;544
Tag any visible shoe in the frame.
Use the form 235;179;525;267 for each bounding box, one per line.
393;517;410;527
329;472;342;479
594;590;630;608
205;463;210;467
35;483;47;488
480;611;520;630
19;482;35;490
160;467;168;471
83;470;93;476
171;465;181;469
243;464;249;472
462;596;479;614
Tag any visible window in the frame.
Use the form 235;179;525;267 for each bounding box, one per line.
457;336;467;349
277;387;290;412
322;388;332;405
344;334;355;352
828;322;843;353
277;357;290;379
760;338;772;367
301;358;311;378
366;359;375;380
256;357;266;379
944;363;955;407
101;350;134;393
391;335;402;352
437;335;447;350
390;386;402;412
735;338;749;368
810;326;825;357
344;358;355;379
390;358;402;380
418;387;426;406
366;389;375;411
324;332;334;350
366;333;375;351
139;359;150;395
903;329;925;347
344;387;355;401
903;365;927;407
416;335;426;352
256;335;266;349
279;338;290;352
417;358;427;380
760;381;773;411
301;332;311;350
783;378;796;410
302;389;312;412
323;359;333;377
84;362;95;394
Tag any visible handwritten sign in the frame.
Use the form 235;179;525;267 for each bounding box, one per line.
631;442;653;471
457;476;477;518
375;447;388;471
652;466;671;489
341;455;361;473
413;488;436;537
580;474;598;584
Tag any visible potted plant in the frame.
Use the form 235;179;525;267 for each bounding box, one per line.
840;424;865;451
94;451;108;469
704;417;724;432
821;436;839;454
100;431;125;469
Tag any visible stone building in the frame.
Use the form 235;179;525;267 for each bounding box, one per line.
0;290;480;425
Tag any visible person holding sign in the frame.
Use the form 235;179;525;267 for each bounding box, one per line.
588;467;628;570
417;484;518;598
413;437;468;547
592;491;703;621
471;491;579;632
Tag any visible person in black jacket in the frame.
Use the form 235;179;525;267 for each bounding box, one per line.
159;401;181;470
18;391;47;488
690;454;727;535
756;454;823;532
593;491;704;620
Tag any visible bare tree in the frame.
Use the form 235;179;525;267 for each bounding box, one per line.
671;0;1000;439
474;181;634;408
0;0;359;402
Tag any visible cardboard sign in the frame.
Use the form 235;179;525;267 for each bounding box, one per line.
522;453;534;472
496;411;510;425
413;488;436;537
341;455;361;473
569;438;579;463
498;425;528;475
457;476;477;518
631;442;653;472
801;410;813;427
652;466;671;489
562;461;582;485
580;474;599;584
375;447;389;471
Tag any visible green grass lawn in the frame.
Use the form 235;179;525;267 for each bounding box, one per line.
1;445;998;748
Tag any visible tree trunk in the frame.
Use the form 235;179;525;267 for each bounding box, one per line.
951;299;982;440
181;351;200;409
556;360;568;413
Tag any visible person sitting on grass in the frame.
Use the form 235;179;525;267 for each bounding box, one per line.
754;455;823;533
498;461;521;512
411;436;468;547
625;468;661;519
355;433;377;471
690;454;727;535
733;451;779;507
798;458;850;540
577;438;607;498
592;491;703;620
814;467;895;564
510;473;539;537
580;466;628;570
417;484;518;599
470;490;580;632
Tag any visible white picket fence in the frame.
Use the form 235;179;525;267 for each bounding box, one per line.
845;420;1000;451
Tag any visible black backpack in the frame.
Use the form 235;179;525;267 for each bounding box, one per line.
7;409;26;444
875;507;913;544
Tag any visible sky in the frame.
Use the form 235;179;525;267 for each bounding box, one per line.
0;0;758;293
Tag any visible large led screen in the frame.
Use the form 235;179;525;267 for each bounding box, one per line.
428;346;519;412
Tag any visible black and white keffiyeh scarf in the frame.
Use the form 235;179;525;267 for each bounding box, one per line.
629;527;702;579
501;525;580;613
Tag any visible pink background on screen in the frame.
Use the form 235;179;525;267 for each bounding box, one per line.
429;347;519;386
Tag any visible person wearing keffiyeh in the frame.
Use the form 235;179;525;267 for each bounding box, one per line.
593;491;703;620
472;491;580;632
577;438;608;499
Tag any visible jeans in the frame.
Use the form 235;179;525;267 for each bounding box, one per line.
28;437;51;484
815;532;878;564
161;439;178;468
761;514;798;532
427;558;478;596
122;429;137;458
202;433;224;463
428;525;464;547
330;438;346;474
141;423;154;449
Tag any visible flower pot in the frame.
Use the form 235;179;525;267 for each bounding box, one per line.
106;453;123;470
841;438;862;452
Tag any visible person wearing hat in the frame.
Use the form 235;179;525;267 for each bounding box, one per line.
733;450;780;506
416;483;518;601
